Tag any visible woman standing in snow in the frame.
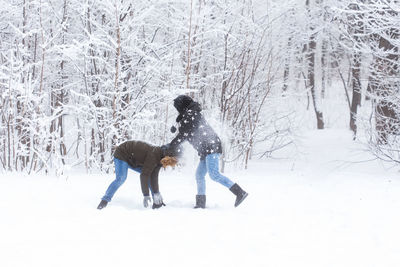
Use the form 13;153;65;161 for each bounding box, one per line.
169;95;248;208
97;141;179;210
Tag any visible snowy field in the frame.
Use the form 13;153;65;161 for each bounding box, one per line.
1;129;400;267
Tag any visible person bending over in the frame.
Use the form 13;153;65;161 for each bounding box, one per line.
97;141;179;210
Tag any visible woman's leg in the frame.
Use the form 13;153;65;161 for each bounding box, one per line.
102;158;129;202
195;159;207;195
206;153;248;207
205;153;234;189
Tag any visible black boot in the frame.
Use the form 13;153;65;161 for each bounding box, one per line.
152;202;166;209
194;195;206;209
229;183;248;207
97;199;108;210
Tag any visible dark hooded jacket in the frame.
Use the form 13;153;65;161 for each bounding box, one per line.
114;141;165;196
170;96;222;159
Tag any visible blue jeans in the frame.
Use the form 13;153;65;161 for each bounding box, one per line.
102;158;152;202
195;153;234;195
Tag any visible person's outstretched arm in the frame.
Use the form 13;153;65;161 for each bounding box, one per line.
170;109;193;148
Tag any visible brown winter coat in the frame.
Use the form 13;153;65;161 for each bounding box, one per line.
114;141;164;196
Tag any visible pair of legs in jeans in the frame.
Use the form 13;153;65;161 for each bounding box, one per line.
195;153;234;194
102;158;152;202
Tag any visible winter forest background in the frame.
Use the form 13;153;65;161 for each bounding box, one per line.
1;0;399;174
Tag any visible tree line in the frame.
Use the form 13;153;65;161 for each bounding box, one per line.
0;0;398;173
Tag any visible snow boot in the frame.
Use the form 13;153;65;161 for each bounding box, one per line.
229;183;248;207
97;199;108;210
194;195;206;209
152;202;166;209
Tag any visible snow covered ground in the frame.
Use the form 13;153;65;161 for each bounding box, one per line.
1;129;400;267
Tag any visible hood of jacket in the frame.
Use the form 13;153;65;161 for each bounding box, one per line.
174;95;194;113
175;100;202;123
186;101;202;112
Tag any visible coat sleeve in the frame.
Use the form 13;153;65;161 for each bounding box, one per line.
170;110;193;148
149;166;161;194
140;153;156;196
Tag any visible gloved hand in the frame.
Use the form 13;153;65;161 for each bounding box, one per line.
143;196;152;208
153;193;163;205
170;126;177;133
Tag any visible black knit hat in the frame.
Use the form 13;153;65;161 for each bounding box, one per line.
173;95;193;113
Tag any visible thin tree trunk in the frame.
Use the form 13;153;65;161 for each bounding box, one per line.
307;37;324;129
321;38;328;98
7;115;11;171
306;0;324;129
59;0;68;164
186;0;193;90
282;37;291;92
349;52;362;136
113;0;121;120
39;0;45;94
111;0;122;153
